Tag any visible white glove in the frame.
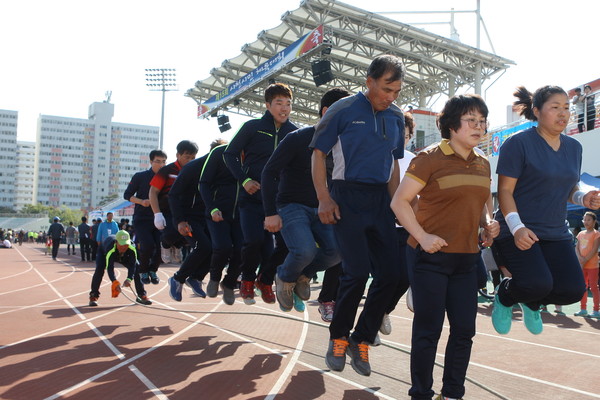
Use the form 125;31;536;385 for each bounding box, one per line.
154;212;166;230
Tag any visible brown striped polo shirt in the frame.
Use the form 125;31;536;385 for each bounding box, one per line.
405;139;491;253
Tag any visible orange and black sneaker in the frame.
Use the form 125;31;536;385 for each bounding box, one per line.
255;279;276;304
348;336;371;376
89;296;98;307
325;337;349;372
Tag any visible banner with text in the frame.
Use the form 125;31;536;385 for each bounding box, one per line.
198;25;324;118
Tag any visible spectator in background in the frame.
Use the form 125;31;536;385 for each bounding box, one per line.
574;211;600;317
90;218;100;261
572;88;585;133
584;85;596;131
96;212;119;247
47;217;65;260
78;217;92;261
65;222;77;256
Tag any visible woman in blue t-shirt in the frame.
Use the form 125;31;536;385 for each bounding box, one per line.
493;85;600;336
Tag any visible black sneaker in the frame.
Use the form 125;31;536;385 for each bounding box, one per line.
89;296;98;307
347;336;371;376
149;271;160;285
325;337;349;372
136;295;152;305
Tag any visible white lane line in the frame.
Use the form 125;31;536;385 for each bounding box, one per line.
296;360;398;400
128;365;169;399
265;306;310;399
0;263;33;280
380;336;600;399
43;303;224;400
467;360;600;399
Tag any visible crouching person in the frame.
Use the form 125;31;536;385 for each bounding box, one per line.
88;230;152;306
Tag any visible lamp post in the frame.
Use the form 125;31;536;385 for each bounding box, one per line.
145;68;177;150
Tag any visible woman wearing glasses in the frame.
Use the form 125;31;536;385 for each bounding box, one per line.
391;94;498;400
492;85;600;337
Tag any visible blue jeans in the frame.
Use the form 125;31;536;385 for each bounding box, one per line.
277;203;340;282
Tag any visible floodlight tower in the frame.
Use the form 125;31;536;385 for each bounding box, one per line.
145;68;177;150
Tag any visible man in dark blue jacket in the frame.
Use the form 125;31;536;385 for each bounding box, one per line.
47;216;65;260
223;83;297;305
199;142;242;305
124;149;167;284
262;88;349;312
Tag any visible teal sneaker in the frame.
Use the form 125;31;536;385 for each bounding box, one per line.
574;309;589;317
589;311;600;318
491;293;513;334
519;303;543;335
293;292;305;312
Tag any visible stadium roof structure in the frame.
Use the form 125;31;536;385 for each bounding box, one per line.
186;0;515;126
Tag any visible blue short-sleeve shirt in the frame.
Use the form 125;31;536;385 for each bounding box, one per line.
496;127;582;240
310;92;404;184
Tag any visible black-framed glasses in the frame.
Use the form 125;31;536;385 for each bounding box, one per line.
460;118;489;129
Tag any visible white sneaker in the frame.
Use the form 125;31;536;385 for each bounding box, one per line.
406;287;414;313
161;247;171;264
379;313;392;335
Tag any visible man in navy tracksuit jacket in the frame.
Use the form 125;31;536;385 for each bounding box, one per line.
311;55;406;377
222;83;297;305
123;150;167;284
167;149;214;302
261;88;349;312
199;143;243;305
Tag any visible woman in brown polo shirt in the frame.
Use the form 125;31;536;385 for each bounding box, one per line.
391;94;499;400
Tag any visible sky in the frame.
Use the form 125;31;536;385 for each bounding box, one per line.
1;0;598;161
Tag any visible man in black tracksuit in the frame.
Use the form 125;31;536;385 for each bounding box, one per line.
88;230;150;306
167;144;220;302
223;83;297;305
78;217;92;261
124;150;167;285
199;143;243;305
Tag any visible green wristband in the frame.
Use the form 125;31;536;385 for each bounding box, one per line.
242;178;252;186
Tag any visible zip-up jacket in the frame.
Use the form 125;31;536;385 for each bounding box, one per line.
199;144;239;220
123;168;155;221
168;154;208;225
47;222;65;239
100;235;138;281
261;127;318;216
223;111;297;203
96;220;119;243
310;91;404;184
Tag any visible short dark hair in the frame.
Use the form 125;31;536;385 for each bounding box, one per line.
319;87;351;117
437;94;488;139
367;55;406;83
513;85;566;121
210;138;228;150
176;140;199;155
264;83;293;103
81;216;87;222
149;149;167;161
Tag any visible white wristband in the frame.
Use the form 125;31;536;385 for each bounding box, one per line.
572;190;586;207
505;212;525;236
